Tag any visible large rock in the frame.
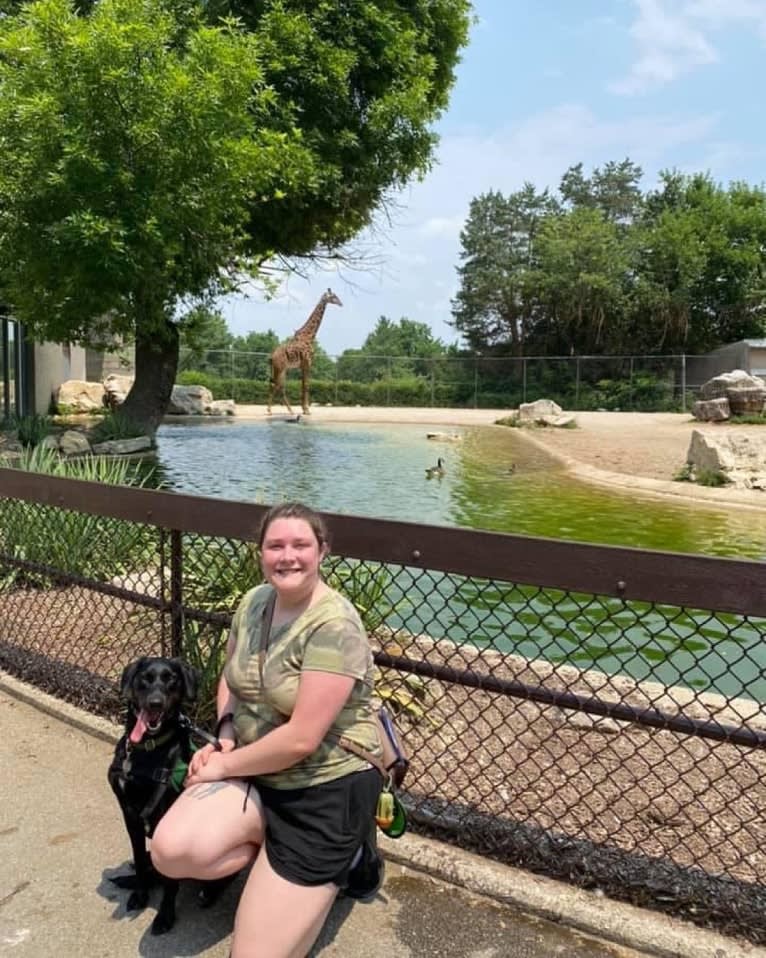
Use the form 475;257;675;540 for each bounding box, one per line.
687;429;766;489
56;380;105;412
518;399;563;423
698;369;758;400
208;399;236;416
696;369;766;419
167;384;214;415
692;397;730;422
103;374;134;408
59;430;92;456
727;385;766;416
91;436;153;456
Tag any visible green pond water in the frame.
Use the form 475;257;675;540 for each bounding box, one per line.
154;420;766;702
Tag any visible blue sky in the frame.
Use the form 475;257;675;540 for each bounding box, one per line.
221;0;766;355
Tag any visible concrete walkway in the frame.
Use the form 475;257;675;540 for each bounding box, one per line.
0;676;760;958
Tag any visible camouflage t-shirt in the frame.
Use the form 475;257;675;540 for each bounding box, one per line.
224;583;382;789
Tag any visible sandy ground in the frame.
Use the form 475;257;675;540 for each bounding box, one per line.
235;405;766;512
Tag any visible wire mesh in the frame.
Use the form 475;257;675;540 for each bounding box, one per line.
1;482;766;939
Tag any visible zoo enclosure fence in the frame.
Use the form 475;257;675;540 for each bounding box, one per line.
1;468;766;941
178;349;724;411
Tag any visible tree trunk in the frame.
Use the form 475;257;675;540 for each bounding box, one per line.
120;308;179;437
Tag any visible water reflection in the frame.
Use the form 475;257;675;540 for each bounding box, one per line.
153;419;766;700
155;419;766;559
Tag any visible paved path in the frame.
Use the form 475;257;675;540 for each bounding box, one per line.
0;689;639;958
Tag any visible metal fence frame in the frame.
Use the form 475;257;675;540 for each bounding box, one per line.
2;468;766;940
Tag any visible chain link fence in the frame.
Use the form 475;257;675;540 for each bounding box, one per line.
1;469;766;940
177;349;710;412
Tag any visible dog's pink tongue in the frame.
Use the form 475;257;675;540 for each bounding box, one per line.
130;710;149;744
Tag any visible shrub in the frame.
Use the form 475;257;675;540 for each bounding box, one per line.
89;411;149;443
0;447;157;587
9;413;51;448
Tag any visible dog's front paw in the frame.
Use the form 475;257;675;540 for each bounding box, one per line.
126;888;150;912
110;865;160;891
109;872;140;891
151;903;176;935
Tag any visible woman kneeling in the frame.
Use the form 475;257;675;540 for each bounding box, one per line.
152;502;383;958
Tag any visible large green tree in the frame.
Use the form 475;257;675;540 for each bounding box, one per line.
0;0;471;432
451;184;557;355
337;316;447;381
452;160;766;358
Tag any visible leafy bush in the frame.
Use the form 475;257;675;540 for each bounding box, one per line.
7;413;52;448
90;411;149;443
0;447;157;587
695;467;729;487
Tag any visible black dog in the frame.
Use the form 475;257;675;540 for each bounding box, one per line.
107;656;199;935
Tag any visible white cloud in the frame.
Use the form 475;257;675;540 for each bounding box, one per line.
611;0;717;95
613;0;766;95
419;215;465;238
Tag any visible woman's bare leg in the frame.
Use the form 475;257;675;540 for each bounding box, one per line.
231;848;338;958
151;779;264;880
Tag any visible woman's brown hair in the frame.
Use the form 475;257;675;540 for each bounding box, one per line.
257;502;330;551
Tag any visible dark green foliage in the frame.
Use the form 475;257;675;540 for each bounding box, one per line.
89;412;150;444
0;0;471;433
453;162;766;358
11;413;51;448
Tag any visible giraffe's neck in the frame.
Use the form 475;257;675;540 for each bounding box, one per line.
294;301;327;343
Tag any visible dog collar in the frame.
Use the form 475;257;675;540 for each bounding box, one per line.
128;727;177;752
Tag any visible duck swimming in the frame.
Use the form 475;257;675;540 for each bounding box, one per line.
425;457;445;479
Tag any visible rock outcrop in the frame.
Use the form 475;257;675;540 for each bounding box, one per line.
517;399;576;428
56;380;105;412
686;429;766;489
693;370;766;421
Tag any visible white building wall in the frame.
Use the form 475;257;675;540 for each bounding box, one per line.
33;342;87;414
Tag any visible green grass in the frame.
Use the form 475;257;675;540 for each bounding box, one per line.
729;413;766;425
695;467;729;487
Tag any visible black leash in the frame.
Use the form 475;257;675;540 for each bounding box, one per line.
178;713;223;752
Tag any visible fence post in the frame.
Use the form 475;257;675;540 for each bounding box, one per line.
229;345;235;403
473;357;478;408
170;529;184;659
430;359;435;407
575;357;580;409
629;357;634;410
681;353;687;412
522;357;527;404
386;357;392;406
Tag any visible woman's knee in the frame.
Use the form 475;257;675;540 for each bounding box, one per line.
150;814;193;877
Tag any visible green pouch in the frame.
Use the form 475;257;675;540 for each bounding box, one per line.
376;787;407;839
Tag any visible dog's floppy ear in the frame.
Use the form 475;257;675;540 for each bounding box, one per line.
170;659;199;703
119;657;149;700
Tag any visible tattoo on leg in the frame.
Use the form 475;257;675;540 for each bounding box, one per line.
188;782;231;800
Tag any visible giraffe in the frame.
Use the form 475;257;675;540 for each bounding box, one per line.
267;288;342;415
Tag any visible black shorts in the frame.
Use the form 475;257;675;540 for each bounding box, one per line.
255;767;382;887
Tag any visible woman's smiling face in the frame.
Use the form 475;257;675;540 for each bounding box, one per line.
260;516;326;597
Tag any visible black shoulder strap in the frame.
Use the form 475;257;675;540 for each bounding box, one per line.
258;590;277;685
